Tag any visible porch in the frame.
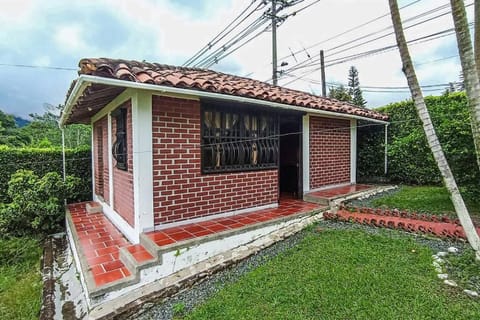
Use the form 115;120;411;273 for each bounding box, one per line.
66;196;324;308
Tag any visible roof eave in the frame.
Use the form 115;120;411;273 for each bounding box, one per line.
60;75;389;126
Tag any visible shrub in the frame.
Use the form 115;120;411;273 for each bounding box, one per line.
0;170;81;237
0;146;91;203
357;92;480;193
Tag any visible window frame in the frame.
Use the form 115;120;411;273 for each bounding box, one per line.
112;107;128;171
201;103;279;174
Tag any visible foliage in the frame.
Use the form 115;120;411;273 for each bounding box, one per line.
0;237;42;320
357;92;480;193
370;186;480;217
0;109;32;147
186;230;480;319
348;66;366;107
0;105;91;148
22;104;91;148
328;84;352;102
0;170;82;237
0;146;91;203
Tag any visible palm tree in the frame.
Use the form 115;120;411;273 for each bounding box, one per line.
389;0;480;259
475;0;480;78
450;0;480;171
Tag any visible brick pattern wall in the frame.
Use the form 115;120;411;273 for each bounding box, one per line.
310;116;350;189
93;116;109;204
152;96;278;225
112;100;134;227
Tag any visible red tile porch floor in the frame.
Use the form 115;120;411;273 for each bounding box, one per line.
67;198;322;288
306;184;373;199
145;198;321;246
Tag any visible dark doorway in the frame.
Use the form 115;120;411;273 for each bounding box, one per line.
279;115;303;198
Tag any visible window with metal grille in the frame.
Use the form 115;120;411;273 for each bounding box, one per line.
112;107;128;170
201;105;279;173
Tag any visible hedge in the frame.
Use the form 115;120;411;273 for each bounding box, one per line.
357;92;480;192
0;146;91;203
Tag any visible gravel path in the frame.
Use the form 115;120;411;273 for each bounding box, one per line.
130;219;468;320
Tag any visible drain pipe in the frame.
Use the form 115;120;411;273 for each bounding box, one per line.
384;124;389;175
61;127;66;182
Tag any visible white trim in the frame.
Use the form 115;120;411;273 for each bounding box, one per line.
60;75;389;126
94;194;139;243
108;113;114;207
152;203;278;231
307;181;351;193
302;114;310;194
350;119;357;184
131;90;154;234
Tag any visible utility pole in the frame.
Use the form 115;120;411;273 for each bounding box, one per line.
320;50;326;96
272;0;278;86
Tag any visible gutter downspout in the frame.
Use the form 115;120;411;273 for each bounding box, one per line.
384;123;389;176
61;127;66;182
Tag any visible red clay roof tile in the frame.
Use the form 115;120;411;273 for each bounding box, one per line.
64;58;388;124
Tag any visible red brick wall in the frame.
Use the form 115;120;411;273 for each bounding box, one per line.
93;116;109;204
152;96;278;225
309;116;350;189
112;100;134;227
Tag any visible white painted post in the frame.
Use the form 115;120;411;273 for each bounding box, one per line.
302;114;310;193
132;91;154;236
350;119;357;184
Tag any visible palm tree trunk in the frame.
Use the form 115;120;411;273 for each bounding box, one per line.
475;0;480;78
389;0;480;259
451;0;480;172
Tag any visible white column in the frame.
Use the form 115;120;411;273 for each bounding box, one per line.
108;113;114;205
350;119;357;184
90;124;96;199
302;114;310;193
132;91;154;235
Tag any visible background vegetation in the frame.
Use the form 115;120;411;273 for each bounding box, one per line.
357;92;479;197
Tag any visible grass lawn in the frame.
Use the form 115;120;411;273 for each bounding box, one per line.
0;237;42;320
370;185;480;217
185;229;480;320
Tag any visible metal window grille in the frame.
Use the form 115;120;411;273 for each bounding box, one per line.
201;105;279;173
112;108;128;170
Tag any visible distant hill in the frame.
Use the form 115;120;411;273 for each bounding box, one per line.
14;116;30;128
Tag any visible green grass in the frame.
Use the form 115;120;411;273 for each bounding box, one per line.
185;230;480;320
0;237;42;320
371;186;480;217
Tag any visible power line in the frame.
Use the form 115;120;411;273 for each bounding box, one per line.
0;63;76;71
279;2;472;76
183;0;265;67
280;23;472;86
266;0;422;73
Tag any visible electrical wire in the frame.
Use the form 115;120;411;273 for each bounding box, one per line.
0;63;76;71
183;0;264;67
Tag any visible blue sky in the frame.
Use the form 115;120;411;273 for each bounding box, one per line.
0;0;473;118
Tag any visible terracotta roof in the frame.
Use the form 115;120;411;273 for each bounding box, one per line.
63;58;388;124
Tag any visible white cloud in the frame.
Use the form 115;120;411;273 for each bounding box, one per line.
54;24;87;53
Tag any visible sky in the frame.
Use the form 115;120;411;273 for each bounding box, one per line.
0;0;474;119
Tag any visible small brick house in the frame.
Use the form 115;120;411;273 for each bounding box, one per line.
61;58;388;244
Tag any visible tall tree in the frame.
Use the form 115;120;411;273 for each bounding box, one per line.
389;0;480;259
450;0;480;171
347;66;366;107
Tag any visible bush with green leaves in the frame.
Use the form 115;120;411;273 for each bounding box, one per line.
0;146;91;203
357;92;480;194
0;170;82;237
